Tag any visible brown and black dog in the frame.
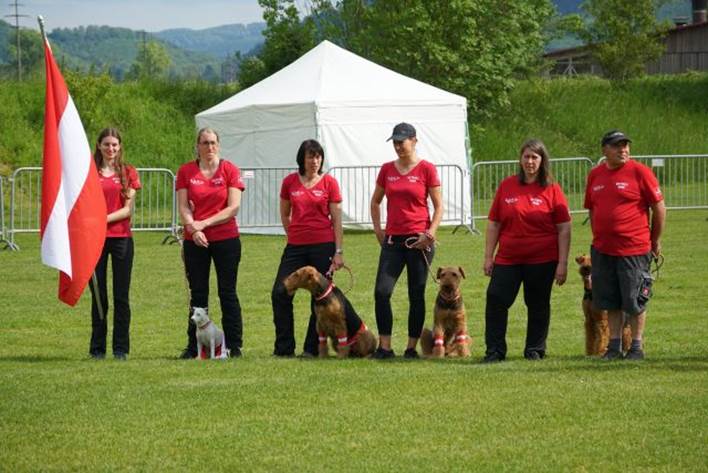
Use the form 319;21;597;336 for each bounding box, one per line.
283;266;377;358
576;255;631;356
420;266;470;358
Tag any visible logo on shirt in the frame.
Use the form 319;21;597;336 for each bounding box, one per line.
312;190;324;198
592;185;604;192
291;190;304;197
504;197;519;204
530;197;543;206
407;175;420;184
211;177;224;186
387;176;400;182
654;187;662;197
190;178;204;185
615;181;629;190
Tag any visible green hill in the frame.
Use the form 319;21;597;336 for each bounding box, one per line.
1;72;706;176
154;23;265;59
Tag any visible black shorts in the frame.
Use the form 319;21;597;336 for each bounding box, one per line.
590;247;653;316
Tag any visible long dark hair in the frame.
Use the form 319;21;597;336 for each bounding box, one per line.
296;139;325;175
517;138;554;187
94;127;129;197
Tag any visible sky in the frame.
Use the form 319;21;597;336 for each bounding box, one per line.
10;0;268;32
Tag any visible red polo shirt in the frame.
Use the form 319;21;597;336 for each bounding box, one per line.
280;173;342;245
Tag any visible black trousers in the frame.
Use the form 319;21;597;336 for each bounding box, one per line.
89;237;134;356
271;242;335;356
183;237;242;352
374;235;434;338
484;261;557;359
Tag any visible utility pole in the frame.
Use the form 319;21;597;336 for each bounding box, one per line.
5;1;30;80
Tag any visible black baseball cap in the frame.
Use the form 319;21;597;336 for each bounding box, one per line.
601;130;632;146
386;122;416;142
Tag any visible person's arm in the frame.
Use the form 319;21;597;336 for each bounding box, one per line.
554;221;571;285
411;185;443;250
650;200;666;257
190;187;241;232
280;198;291;234
370;185;385;244
329;201;345;271
178;188;207;247
107;188;136;223
483;221;501;276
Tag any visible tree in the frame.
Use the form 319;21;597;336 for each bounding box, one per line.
127;40;171;80
573;0;669;80
237;0;317;88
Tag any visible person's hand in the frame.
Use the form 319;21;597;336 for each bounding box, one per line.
193;230;209;248
191;220;207;232
554;263;567;286
374;228;385;245
651;239;662;258
331;253;344;271
411;231;434;250
483;257;494;277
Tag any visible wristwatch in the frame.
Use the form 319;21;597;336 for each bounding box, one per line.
335;248;343;255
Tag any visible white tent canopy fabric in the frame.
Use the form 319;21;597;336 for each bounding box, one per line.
196;40;470;233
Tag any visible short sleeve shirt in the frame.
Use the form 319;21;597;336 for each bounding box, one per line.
176;160;245;241
100;165;142;238
488;176;571;264
375;159;441;235
280;173;342;245
584;159;663;256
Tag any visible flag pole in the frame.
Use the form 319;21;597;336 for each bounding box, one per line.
37;15;47;43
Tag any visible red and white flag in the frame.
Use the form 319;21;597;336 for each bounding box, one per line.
40;37;106;306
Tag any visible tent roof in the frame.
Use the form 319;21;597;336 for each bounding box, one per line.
197;40;466;117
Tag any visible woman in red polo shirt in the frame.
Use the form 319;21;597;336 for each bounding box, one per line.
370;122;443;359
89;128;141;360
482;139;571;363
271;139;345;357
176;128;245;359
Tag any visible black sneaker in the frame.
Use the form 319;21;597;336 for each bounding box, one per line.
228;348;242;358
624;348;645;360
178;348;197;359
601;349;623;361
482;353;504;363
524;351;541;361
113;352;128;361
90;352;105;360
403;348;420;359
371;347;395;359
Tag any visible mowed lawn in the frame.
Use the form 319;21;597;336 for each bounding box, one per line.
0;211;706;472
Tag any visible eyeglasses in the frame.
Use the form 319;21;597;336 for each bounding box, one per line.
199;140;218;146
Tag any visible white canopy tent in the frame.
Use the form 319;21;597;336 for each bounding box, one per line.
196;40;470;233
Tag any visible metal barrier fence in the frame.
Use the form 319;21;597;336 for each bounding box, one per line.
238;167;296;229
327;164;471;230
5;155;706;249
0;175;9;250
470;157;595;231
597;154;708;210
7;167;178;250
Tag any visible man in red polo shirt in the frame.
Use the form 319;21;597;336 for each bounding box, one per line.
584;130;666;360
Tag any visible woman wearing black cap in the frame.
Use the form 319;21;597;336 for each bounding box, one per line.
370;122;443;359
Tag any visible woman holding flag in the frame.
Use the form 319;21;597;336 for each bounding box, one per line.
89;128;141;360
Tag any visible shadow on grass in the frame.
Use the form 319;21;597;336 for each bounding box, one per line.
0;355;76;363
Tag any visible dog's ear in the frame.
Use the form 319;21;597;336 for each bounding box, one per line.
575;255;584;264
458;266;466;279
436;267;443;279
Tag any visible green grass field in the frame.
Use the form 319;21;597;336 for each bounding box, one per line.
1;212;707;471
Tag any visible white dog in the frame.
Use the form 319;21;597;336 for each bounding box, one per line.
190;307;228;360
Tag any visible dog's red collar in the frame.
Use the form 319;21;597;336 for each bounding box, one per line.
315;282;335;301
197;320;212;330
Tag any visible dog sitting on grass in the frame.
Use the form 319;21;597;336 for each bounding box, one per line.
283;266;377;358
420;266;470;358
191;307;229;360
575;255;631;356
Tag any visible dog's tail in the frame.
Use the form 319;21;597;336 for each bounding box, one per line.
419;328;434;356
